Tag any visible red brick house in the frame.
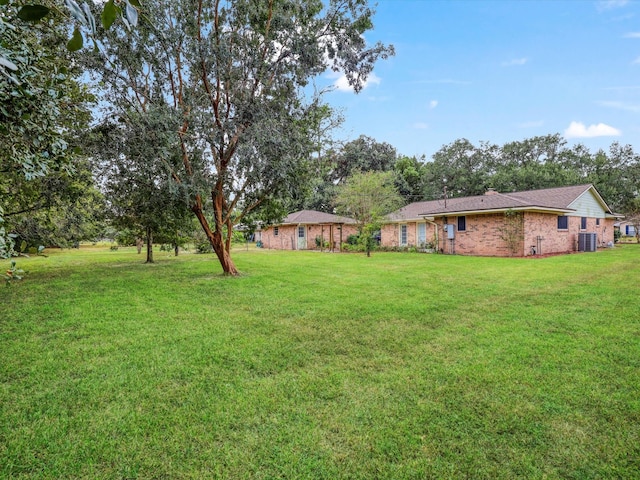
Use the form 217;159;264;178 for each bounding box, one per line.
261;210;358;251
381;185;619;256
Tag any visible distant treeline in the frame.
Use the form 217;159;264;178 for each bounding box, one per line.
301;134;640;216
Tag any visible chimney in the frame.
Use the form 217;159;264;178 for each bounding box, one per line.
485;188;498;196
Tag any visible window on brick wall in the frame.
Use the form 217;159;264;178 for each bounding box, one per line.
457;216;466;232
417;223;426;246
581;217;587;230
557;216;568;230
596;218;600;227
274;226;279;236
400;224;408;246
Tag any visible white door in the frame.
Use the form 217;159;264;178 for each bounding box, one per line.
297;226;306;250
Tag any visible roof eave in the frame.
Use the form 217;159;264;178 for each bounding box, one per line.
419;206;574;217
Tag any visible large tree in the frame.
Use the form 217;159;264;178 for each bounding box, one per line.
423;139;494;199
394;154;427;203
89;0;393;275
331;134;397;184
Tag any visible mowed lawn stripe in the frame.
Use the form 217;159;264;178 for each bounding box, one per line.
1;245;639;478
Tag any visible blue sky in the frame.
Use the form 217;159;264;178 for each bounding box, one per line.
319;0;640;158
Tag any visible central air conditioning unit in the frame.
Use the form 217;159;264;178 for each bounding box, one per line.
578;232;597;252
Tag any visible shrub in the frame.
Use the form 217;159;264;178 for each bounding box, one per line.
195;242;212;254
346;234;360;245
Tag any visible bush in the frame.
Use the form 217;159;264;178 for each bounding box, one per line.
315;236;329;249
346;234;360;245
341;242;364;252
195;242;212;254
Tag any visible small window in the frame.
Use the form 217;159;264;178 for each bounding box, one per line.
400;224;408;246
581;217;587;230
298;226;305;238
596;218;601;227
457;216;466;232
557;216;568;230
274;226;279;236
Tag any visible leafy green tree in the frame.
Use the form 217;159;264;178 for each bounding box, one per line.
1;0;96;256
332;135;397;184
93;106;193;263
88;0;393;275
490;134;578;192
394;154;427;202
424;139;494;199
6;159;106;248
334;171;402;256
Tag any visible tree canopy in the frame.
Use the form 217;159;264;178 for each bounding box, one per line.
88;0;394;274
334;170;402;256
1;0;98;256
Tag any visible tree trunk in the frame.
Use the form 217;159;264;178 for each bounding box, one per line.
174;243;179;256
146;227;154;263
192;199;239;275
136;237;143;254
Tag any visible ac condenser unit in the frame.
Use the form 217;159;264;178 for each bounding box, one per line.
578;232;597;252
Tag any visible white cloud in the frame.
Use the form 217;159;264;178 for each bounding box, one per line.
334;72;381;92
413;122;429;130
624;32;640;38
598;100;640;112
633;57;640;64
564;121;621;138
429;100;438;109
501;58;528;67
597;0;629;12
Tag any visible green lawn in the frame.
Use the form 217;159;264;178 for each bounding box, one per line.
1;245;639;479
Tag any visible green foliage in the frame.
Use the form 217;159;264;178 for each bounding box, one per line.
498;209;524;256
314;235;329;249
1;2;100;255
334;171;403;256
3;260;25;285
88;0;393;274
346;233;360;245
17;4;50;22
332;135;397;184
394;154;427;202
195;242;212;254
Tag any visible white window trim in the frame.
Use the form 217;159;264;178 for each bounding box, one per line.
399;224;408;246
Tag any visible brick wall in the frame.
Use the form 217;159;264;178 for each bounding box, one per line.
262;225;298;250
261;224;359;251
379;212;615;256
440;213;615;257
437;214;517;256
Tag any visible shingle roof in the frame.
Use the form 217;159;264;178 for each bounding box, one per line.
387;184;612;221
279;210;357;225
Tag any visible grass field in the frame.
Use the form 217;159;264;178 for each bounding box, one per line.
1;245;639;479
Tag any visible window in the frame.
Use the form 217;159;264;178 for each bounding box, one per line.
417;223;427;245
557;216;568;230
274;226;279;236
596;218;600;227
400;224;408;246
298;226;305;238
581;217;587;230
457;216;466;232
